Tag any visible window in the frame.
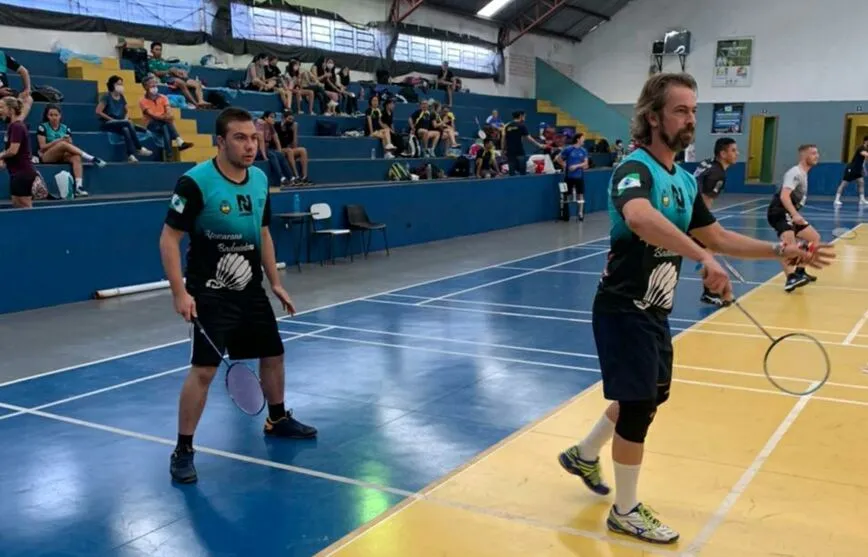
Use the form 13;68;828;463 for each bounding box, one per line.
394;33;495;74
0;0;208;31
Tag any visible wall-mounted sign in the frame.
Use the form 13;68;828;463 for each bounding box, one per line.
711;103;744;134
712;37;753;88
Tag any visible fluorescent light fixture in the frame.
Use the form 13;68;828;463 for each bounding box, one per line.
477;0;514;18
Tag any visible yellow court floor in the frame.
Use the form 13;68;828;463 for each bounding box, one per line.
319;224;868;557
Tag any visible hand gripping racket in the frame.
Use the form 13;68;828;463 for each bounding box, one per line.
718;258;830;396
192;318;266;415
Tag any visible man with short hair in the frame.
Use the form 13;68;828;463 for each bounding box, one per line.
766;144;824;291
159;107;317;484
693;136;739;305
556;72;833;545
502;110;544;176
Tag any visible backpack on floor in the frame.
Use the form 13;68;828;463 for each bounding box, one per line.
388;163;411;181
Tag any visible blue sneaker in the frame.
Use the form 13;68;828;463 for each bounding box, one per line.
263;410;317;439
170;448;197;483
558;445;610;495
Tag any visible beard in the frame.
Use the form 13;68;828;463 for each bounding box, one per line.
660;125;695;152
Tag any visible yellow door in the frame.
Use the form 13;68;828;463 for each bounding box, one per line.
747;115;766;181
846;115;868;160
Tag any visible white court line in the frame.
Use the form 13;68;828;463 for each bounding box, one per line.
674;363;868;391
0;328;335;423
0;197;760;391
844;310;868;345
0;396;677;557
0;238;609;390
362;297;868;347
307;332;602;374
415;250;609;306
281;320;598;360
738;204;769;214
681;382;819;557
377;293;865;340
497;265;868;294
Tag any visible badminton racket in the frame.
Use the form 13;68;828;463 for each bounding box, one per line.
192;318;266;415
718;258;830;396
832;226;857;239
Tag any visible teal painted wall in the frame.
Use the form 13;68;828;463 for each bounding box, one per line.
535;58;630;142
613;101;866;181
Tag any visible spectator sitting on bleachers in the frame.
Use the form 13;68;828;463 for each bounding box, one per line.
310;61;339;115
37;104;106;196
476;137;500;178
365;95;396;159
337;67;359;116
409;100;440;158
139;75;193;161
485;109;504;142
148;42;210;109
96;75;153;162
276;111;311;186
255;111;295;187
244;53;279;93
613;139;626;165
0;49;31;104
285;60;316;115
264;55;293;111
381;98;405;156
436;105;458;155
435;61;458;107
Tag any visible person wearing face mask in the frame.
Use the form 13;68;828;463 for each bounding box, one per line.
285;59;315;115
139;74;193;161
96;75;153;163
312;60;339;115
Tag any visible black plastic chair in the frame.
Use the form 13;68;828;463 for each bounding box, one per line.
346;204;389;258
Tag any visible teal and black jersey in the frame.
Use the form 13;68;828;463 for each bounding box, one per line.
165;159;271;295
597;147;716;314
37;122;71;143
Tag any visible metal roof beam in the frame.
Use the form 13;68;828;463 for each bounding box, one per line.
390;0;426;23
562;4;610;20
497;0;570;47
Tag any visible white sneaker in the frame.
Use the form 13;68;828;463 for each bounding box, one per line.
834;198;842;206
128;155;139;163
137;148;153;157
860;198;868;206
606;503;679;544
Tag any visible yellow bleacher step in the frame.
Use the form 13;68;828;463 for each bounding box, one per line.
539;98;603;139
67;67;136;91
179;145;217;163
66;57;120;71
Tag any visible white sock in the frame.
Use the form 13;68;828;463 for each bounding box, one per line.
75;178;83;188
81;152;94;162
578;413;615;461
614;462;641;514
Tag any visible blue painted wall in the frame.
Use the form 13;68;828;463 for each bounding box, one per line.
535;59;630;142
0;174;563;314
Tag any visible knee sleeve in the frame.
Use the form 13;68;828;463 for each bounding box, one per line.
615;400;657;443
656;382;671;406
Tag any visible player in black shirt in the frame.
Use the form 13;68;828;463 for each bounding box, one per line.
409;100;440;157
556;73;834;545
501;110;544;176
834;135;868;206
435;61;457;106
693;137;739;305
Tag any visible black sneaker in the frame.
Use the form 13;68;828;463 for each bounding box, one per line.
264;410;318;439
784;273;809;292
170;447;197;483
797;268;818;282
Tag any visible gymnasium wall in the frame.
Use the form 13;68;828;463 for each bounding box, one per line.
564;0;866;180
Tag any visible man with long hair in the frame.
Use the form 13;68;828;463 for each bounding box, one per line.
159;107;317;484
556;73;834;544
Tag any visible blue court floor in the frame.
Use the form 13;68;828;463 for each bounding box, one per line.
0;197;864;557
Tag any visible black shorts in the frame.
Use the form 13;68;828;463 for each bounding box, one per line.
9;171;36;198
190;289;284;367
592;300;673;402
767;207;809;237
842;166;864;183
565;177;585;196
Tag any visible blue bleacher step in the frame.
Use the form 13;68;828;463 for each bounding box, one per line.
1;48;67;78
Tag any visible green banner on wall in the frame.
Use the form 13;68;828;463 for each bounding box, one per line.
713;37;753;88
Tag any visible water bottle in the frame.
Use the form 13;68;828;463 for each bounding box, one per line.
371;148;376;159
292;193;300;214
539;121;546;139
